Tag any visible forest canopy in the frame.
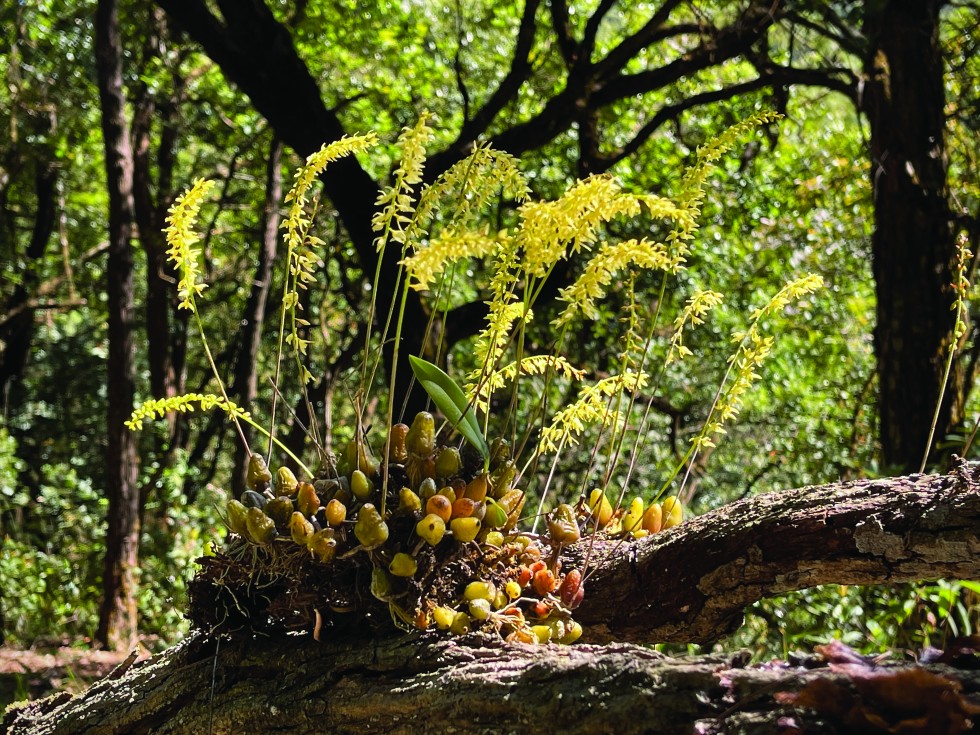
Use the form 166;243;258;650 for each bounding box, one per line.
1;0;979;669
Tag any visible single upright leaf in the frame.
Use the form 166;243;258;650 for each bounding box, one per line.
409;355;489;459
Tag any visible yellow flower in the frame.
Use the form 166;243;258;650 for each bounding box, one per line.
165;178;215;310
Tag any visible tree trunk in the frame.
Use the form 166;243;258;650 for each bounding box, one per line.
231;136;282;494
0;160;58;411
861;0;959;472
94;0;141;652
6;461;980;734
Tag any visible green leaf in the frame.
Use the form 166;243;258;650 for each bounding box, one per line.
409;355;489;459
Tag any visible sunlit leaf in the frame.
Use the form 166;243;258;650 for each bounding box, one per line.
409;355;488;459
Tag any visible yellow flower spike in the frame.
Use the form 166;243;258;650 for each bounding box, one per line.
404;229;502;292
165;178;215;310
538;372;648;456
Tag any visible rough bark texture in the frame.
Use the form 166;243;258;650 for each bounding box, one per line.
5;462;980;734
5;627;980;735
94;0;141;652
861;0;958;472
0;160;58;408
572;459;980;643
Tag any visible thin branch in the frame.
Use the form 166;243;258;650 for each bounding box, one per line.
578;0;620;65
548;0;579;67
591;0;690;79
438;0;542;163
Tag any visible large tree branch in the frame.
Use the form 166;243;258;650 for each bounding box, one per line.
592;11;778;107
573;459;980;643
6;462;980;734
435;0;542;169
188;460;980;648
8;613;980;734
486;4;777;159
548;0;578;67
595;63;857;173
591;0;690;79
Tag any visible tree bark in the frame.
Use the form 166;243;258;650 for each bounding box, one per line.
0;160;58;411
5;461;980;734
94;0;141;652
8;630;980;735
572;459;980;643
861;0;959;472
231;136;282;494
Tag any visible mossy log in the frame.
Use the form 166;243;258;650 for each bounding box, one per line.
6;461;980;735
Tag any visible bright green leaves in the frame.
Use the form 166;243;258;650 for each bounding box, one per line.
408;355;489;460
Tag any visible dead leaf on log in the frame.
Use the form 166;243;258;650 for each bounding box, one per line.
776;663;980;734
919;634;980;669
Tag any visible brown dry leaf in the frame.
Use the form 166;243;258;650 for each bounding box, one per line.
813;639;878;667
778;666;980;735
936;635;980;669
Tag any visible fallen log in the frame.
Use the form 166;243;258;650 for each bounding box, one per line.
5;461;979;734
574;458;980;641
5;632;979;734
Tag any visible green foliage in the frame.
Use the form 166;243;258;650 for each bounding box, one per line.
4;0;978;658
1;460;104;645
726;581;980;659
408;355;488;459
0;434;221;649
